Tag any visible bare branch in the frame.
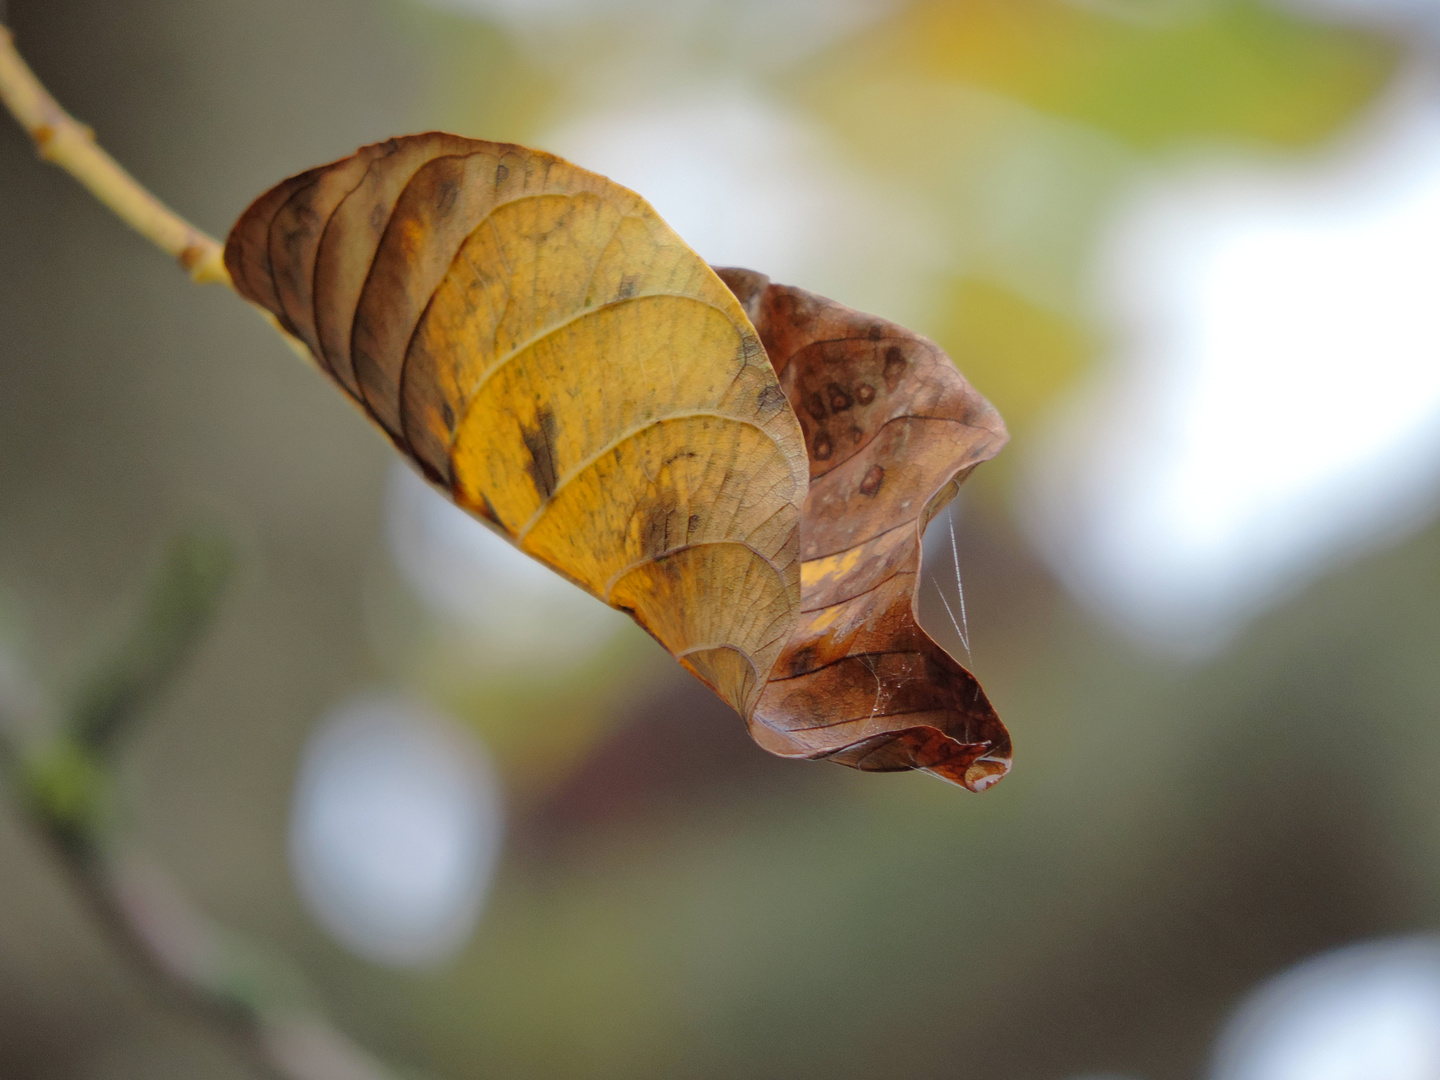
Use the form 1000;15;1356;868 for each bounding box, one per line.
0;23;312;362
0;24;227;283
0;558;426;1080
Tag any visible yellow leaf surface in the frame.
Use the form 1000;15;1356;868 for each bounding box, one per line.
228;134;806;720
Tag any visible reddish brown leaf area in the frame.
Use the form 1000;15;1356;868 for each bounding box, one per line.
718;268;1012;791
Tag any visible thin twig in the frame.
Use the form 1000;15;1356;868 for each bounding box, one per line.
70;532;233;751
0;23;312;361
0;24;227;283
0;548;418;1080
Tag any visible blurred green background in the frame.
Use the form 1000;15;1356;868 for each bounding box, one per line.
2;1;1439;1078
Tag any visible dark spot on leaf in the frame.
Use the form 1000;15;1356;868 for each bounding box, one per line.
368;203;385;234
688;513;702;533
414;457;445;485
473;491;502;527
352;344;378;382
883;346;906;391
435;179;460;216
496;163;510;183
856;383;875;405
639;497;679;555
788;645;817;677
806;391;827;422
520;406;560;500
616;274;639;300
756;383;785;412
860;465;885;497
440;401;455;428
814;433;833;461
775;292;812;331
280;218;309;259
850;426;864;445
826;382;853;412
867;324;884;341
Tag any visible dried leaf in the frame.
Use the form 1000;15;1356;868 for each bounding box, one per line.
225;133;1009;789
720;269;1010;790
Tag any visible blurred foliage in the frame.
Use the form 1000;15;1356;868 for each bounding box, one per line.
10;531;233;851
71;532;233;752
934;275;1094;435
772;0;1395;432
805;0;1397;149
19;736;108;846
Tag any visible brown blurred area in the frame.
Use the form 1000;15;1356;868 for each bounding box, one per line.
3;2;1440;1079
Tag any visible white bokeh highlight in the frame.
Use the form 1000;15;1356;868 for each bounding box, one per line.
289;691;503;967
1212;937;1440;1080
1023;69;1440;651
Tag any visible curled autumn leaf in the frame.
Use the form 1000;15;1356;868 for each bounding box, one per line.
225;133;1010;789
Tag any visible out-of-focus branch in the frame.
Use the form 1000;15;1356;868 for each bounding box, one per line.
0;534;414;1080
70;532;233;752
0;22;312;361
101;849;397;1080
